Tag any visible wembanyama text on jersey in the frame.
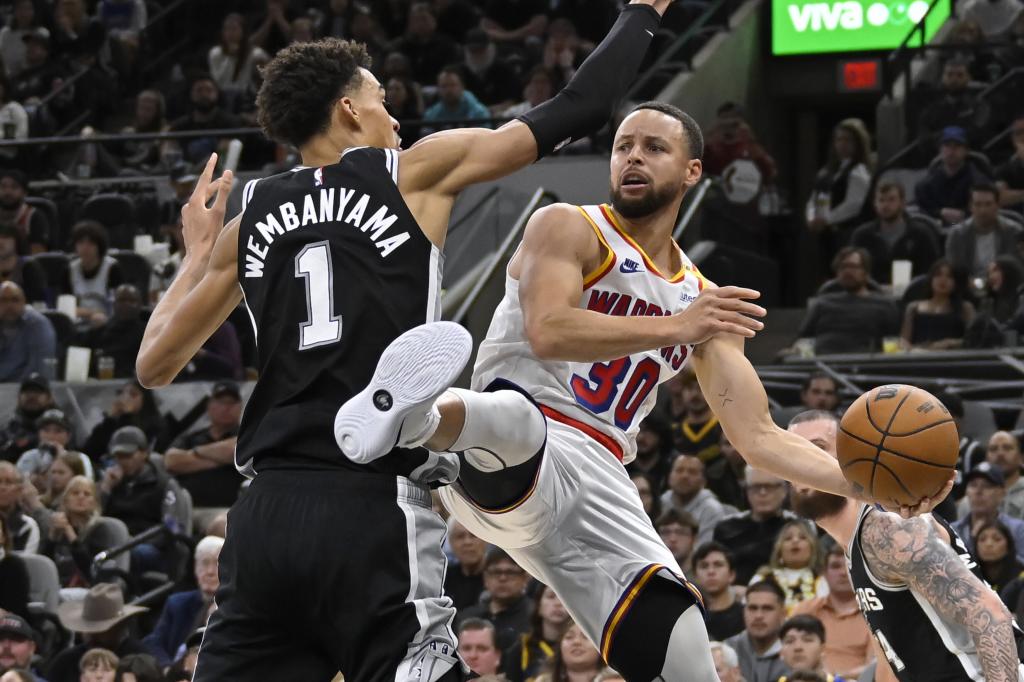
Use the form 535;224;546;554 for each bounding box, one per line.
234;147;443;478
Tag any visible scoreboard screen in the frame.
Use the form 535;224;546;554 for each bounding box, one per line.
771;0;951;55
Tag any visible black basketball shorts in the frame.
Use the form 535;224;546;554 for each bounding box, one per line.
192;468;462;682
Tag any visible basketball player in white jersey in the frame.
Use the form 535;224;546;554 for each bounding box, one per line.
787;409;1023;682
335;103;943;680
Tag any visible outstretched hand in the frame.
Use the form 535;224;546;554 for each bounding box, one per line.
882;474;955;519
674;286;766;346
181;153;234;259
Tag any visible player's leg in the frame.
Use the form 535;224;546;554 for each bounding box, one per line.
334;322;548;509
604;571;717;682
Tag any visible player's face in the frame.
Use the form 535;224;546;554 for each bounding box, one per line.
347;69;401;150
744;592;784;638
695;551;735;595
788;420;848;520
823;553;853;595
450;522;486;568
560;624;600;670
801;379;838;411
976;527;1009;562
779;525;814;569
669;456;704;497
609;109;701;220
458;629;500;675
781;629;824;671
538;586;569;626
987;432;1022;475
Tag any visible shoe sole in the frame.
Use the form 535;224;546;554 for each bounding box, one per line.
334;321;472;463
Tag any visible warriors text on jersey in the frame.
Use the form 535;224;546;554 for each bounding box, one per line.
234;147;442;477
473;203;708;463
847;504;1024;681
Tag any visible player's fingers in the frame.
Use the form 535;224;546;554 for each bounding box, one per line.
718;298;768;317
712;286;761;301
211;170;234;212
722;311;764;332
190;153;218;205
716;321;757;338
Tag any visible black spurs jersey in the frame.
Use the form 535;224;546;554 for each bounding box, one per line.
847;504;1024;681
235;147;441;477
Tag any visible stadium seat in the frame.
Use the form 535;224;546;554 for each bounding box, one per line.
93;516;132;577
816;277;884;295
81;193;137;250
17;552;60;612
31;252;70;297
899;274;931;308
961;400;997;444
110;249;152;300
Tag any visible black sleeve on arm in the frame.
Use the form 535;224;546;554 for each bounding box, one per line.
517;4;661;157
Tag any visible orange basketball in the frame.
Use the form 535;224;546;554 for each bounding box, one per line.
836;384;959;507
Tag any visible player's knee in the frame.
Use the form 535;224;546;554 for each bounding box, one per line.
606;573;714;682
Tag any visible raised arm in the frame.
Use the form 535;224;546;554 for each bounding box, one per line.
400;1;671;197
691;333;860;498
518;204;765;362
136;156;242;387
861;512;1021;682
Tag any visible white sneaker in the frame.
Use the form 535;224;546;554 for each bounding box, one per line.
334;321;472;464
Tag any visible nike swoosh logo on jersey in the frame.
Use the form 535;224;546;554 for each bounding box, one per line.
645;29;654;37
619;259;644;274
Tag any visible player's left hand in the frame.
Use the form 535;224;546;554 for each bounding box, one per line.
181;153;234;259
883;474;955;518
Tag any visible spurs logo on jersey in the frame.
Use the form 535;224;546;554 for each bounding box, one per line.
473;203;707;464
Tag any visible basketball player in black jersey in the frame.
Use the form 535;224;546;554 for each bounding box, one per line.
129;2;750;680
787;409;1024;682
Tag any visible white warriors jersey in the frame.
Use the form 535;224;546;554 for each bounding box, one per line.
473;203;709;464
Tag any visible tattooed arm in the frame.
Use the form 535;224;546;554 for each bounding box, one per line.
690;333;860;498
861;512;1020;682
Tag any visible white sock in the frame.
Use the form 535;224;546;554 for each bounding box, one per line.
445;388;546;472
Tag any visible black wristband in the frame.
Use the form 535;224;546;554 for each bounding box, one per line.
518;4;662;157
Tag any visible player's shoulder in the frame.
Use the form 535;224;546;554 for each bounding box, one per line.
522;202;600;247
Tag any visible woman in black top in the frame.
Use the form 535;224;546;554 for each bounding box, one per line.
901;258;976;349
977;521;1024;595
82;381;165;463
503;586;571;682
981;255;1024;324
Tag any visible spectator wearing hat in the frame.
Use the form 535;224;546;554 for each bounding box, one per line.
0;282;55;384
951;462;1024;561
0;171;49;256
82;381;165;465
796;247;900;355
63;222;124;329
0;227;46;306
0;513;31;616
142;535;222;666
164;382;245;524
47;583;147;682
11;27;63;103
946;184;1024;279
0;463;39;555
0;614;44;681
99;427;172;573
915;126;992;224
460;28;521;110
849;182;941;284
0;374;55;463
456;549;533;651
16;409;93;493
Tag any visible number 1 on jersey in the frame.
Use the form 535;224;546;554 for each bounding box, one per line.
295;241;342;350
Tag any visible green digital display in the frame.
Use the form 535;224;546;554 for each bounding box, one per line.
771;0;951;55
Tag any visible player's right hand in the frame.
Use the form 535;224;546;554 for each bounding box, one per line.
673;286;766;345
180;153;233;259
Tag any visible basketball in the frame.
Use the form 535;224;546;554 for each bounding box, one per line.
837;384;959;507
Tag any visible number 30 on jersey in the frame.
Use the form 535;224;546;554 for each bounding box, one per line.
570;357;660;430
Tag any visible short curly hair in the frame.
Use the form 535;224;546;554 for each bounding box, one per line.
256;38;372;148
